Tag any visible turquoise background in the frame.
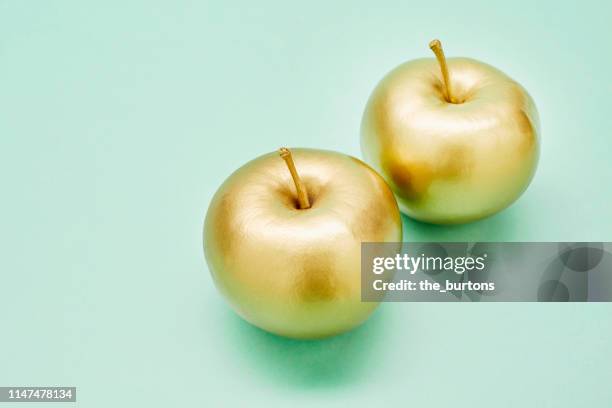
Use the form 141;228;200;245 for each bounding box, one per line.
1;1;611;407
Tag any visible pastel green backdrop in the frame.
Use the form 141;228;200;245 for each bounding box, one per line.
1;0;610;407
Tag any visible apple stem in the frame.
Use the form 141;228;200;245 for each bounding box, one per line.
279;147;311;209
429;39;456;103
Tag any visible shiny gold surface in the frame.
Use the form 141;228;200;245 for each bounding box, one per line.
204;148;402;339
361;43;540;224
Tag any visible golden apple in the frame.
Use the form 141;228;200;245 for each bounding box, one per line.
361;40;540;224
204;148;402;339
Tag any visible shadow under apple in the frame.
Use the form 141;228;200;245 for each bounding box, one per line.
223;305;389;389
401;206;520;242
